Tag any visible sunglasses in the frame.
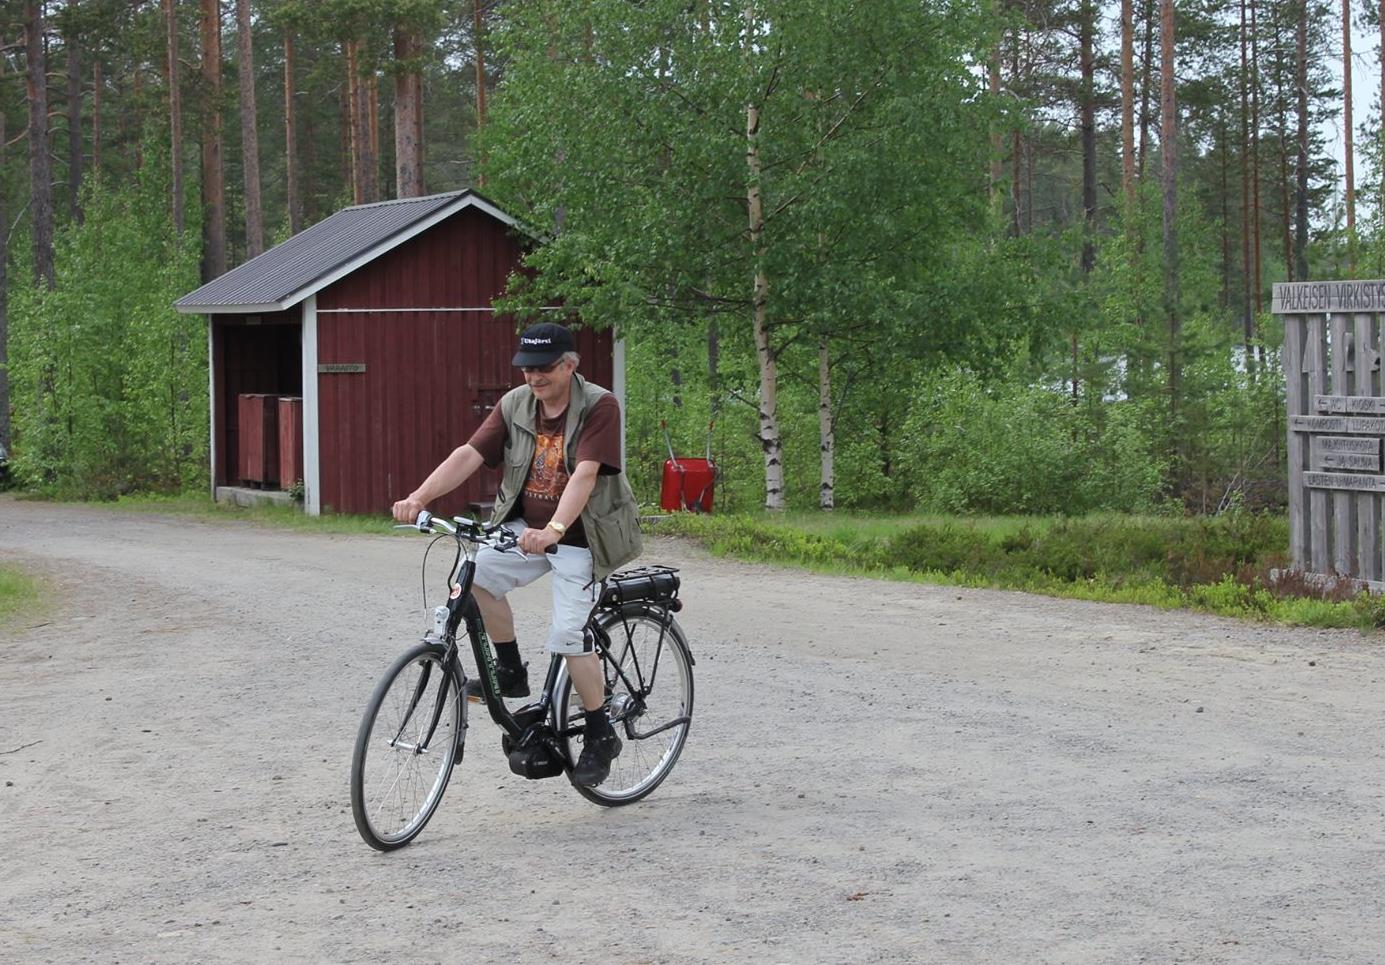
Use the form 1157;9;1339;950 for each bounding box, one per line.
520;360;563;374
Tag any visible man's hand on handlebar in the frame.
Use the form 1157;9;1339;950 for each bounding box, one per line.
519;525;561;556
392;495;427;523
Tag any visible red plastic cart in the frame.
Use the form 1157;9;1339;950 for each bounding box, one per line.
660;421;717;513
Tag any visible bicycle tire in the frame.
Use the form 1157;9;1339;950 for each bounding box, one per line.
557;606;694;806
350;641;464;850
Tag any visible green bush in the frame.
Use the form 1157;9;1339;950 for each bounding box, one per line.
897;371;1166;516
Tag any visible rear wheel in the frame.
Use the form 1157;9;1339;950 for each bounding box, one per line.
558;607;694;806
350;642;464;850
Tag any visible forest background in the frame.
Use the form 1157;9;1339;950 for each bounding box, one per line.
0;0;1379;522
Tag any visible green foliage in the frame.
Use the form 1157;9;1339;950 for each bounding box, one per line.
897;370;1166;515
96;492;402;535
660;510;1376;629
7;156;204;499
0;564;45;628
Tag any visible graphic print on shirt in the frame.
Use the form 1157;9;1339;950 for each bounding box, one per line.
524;430;569;509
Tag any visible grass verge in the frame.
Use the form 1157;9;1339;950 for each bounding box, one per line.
0;564;45;629
94;493;401;536
656;511;1385;631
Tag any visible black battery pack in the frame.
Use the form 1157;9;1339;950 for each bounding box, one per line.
508;744;566;779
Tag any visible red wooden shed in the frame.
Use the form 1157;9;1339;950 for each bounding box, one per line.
175;190;620;517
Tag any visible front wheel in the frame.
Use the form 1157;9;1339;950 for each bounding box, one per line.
558;607;694;806
350;642;464;850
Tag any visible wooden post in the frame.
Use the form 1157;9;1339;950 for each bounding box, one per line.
1283;314;1306;567
1309;314;1329;573
1330;312;1354;574
1356;312;1380;580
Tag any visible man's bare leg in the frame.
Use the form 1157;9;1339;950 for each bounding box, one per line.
565;653;606;711
473;586;515;641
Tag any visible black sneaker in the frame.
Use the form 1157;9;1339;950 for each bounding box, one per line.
463;662;530;702
572;720;623;787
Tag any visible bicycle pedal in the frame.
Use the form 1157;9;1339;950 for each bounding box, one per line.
462;678;487;703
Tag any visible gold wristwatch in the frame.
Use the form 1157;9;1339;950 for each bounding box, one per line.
546;520;567;536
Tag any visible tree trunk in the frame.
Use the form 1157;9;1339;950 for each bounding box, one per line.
1121;0;1135;209
744;55;783;509
1294;0;1309;281
1250;0;1262;319
1220;112;1230;307
1139;0;1154;179
366;69;380;201
26;1;54;290
91;58;100;174
302;71;317;224
1276;11;1292;281
0;110;9;452
707;315;719;418
338;63;352;201
236;0;263;258
1160;0;1178;417
283;30;302;233
818;337;834;511
346;41;363;203
1240;0;1253;361
200;0;227;280
164;0;183;236
1009;22;1022;233
133;60;143;171
474;0;487;126
748;114;783;510
393;26;423;198
1342;0;1355;272
65;1;82;224
1079;0;1096;274
988;3;1003;215
474;0;486;184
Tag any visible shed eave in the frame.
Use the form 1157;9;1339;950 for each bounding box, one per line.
175;300;289;315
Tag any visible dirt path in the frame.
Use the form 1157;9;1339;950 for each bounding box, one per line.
2;496;1384;964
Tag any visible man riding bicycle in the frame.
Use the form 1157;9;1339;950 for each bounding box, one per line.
391;322;642;787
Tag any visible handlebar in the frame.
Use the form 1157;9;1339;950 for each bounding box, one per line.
400;510;556;554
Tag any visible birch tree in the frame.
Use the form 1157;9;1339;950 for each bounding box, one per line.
482;0;987;510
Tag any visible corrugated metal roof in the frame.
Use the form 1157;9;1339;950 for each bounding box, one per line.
175;190;519;313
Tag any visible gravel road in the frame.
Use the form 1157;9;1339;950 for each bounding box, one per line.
2;495;1384;964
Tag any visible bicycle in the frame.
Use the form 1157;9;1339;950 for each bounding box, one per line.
349;511;695;851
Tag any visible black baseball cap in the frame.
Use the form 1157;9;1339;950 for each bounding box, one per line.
512;322;576;367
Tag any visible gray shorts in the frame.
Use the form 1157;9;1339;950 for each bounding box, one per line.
470;521;599;655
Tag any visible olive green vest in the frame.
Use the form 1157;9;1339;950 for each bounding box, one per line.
490;374;642;581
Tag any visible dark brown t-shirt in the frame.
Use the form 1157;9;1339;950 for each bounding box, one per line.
467;392;623;546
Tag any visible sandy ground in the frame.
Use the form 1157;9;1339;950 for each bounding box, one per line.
2;496;1384;964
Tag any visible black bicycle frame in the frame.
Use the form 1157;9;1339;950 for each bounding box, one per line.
414;552;691;761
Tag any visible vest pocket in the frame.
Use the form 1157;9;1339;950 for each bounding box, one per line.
585;499;641;578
